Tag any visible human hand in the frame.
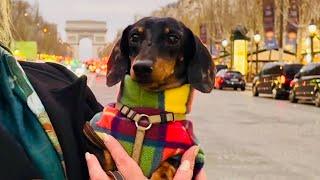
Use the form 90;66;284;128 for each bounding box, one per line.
174;145;207;180
85;133;145;180
85;134;206;180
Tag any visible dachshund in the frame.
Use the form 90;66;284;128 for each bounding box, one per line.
85;17;215;180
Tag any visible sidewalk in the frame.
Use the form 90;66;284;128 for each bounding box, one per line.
87;73;97;88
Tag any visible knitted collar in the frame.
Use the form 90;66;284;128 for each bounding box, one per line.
117;75;194;114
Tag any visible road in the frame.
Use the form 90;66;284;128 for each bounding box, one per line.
88;74;320;179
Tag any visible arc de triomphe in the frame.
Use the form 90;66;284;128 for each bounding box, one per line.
65;20;107;60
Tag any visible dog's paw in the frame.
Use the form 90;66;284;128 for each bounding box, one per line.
150;161;176;180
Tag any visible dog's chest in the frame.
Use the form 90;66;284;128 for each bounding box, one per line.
90;104;201;177
89;76;204;177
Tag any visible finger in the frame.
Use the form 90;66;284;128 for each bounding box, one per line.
85;152;110;180
195;168;207;180
103;134;145;178
174;146;199;180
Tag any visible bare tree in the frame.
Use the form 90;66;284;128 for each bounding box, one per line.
11;0;69;56
152;0;320;57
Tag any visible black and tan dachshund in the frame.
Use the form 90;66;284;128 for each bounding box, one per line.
107;17;215;93
97;17;215;179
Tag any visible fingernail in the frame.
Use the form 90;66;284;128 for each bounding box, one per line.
85;152;91;160
194;146;200;156
180;160;191;171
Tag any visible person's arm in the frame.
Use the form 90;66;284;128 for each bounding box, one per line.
85;134;206;180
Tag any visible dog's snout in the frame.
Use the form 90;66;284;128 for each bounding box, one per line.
133;60;153;75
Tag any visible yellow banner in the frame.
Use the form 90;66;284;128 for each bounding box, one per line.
233;40;248;75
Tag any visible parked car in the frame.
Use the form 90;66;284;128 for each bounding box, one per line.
214;69;246;91
215;64;228;73
289;63;320;107
252;63;303;99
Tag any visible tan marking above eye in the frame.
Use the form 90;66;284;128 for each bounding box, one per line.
164;27;170;33
138;27;144;33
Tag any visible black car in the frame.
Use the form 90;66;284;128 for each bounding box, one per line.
252;63;303;99
214;69;246;91
289;63;320;107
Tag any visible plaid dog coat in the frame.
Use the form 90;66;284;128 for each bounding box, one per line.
90;75;204;177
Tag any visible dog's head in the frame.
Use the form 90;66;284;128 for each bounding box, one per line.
107;17;215;93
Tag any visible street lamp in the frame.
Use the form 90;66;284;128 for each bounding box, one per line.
43;28;48;33
222;39;228;48
308;19;317;62
253;33;261;75
221;39;228;65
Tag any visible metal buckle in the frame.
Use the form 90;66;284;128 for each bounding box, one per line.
168;112;175;122
135;114;152;131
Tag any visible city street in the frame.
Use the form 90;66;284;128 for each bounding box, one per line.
88;74;320;179
4;0;320;179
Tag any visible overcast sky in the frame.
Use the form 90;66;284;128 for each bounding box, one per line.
25;0;177;59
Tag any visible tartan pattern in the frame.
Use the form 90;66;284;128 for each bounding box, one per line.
91;104;204;178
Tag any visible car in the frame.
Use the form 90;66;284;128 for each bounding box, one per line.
289;63;320;107
214;69;246;91
252;63;303;99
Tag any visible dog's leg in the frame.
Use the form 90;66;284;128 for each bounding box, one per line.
150;161;177;180
83;123;115;171
101;150;115;172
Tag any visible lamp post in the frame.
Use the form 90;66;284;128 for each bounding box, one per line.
253;33;261;75
308;20;317;62
221;39;228;65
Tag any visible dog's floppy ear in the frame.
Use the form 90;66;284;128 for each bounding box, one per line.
184;28;215;93
106;25;132;87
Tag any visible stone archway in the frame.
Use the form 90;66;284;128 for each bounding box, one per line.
65;20;107;59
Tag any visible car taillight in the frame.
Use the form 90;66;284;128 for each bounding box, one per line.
290;80;295;88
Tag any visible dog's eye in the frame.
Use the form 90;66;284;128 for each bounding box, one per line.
167;34;179;45
130;34;141;43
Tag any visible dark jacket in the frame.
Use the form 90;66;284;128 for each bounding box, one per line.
0;58;103;179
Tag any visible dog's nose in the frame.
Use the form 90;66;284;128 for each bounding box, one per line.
133;60;153;75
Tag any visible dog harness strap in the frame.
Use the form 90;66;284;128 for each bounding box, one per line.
132;127;146;162
132;113;152;163
115;103;186;123
115;103;186;164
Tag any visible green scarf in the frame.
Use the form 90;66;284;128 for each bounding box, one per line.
0;46;65;179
